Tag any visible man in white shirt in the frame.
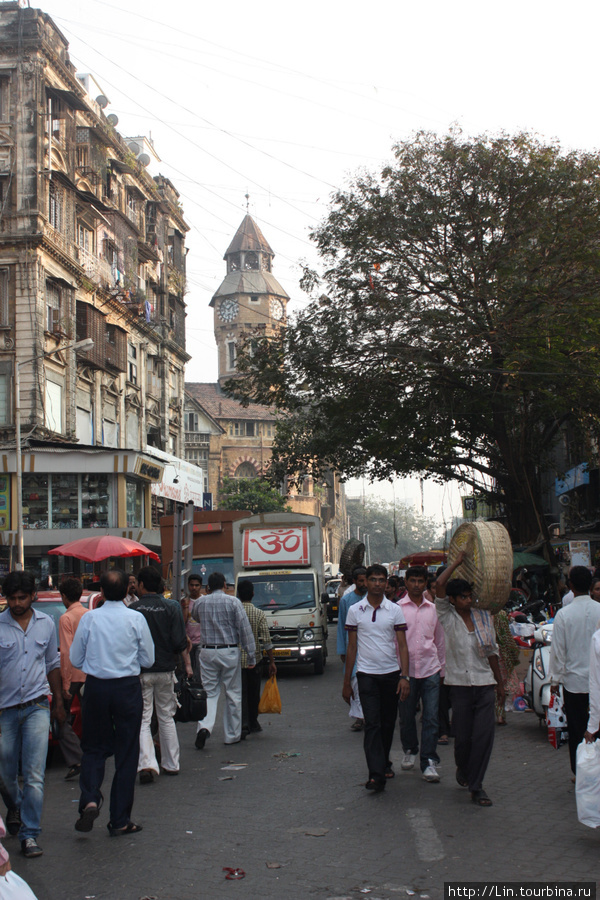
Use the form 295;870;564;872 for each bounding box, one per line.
343;565;410;792
550;565;600;774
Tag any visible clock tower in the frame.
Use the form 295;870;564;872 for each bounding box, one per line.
210;215;289;386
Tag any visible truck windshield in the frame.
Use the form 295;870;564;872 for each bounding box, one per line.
245;574;316;611
192;557;235;585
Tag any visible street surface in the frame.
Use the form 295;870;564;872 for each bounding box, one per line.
7;627;600;900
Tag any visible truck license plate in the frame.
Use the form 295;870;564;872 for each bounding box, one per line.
273;649;292;657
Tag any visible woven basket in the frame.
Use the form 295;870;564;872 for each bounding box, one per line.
448;521;513;614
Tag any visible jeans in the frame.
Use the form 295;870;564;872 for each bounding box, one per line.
563;689;590;775
399;671;441;771
356;670;400;785
139;671;179;775
242;665;263;732
0;699;50;839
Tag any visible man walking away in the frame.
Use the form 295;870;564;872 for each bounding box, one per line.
0;571;66;858
130;566;188;783
58;576;88;782
337;566;368;731
192;572;256;748
343;564;410;792
435;553;504;807
398;565;446;782
237;579;277;736
70;570;154;837
549;565;600;775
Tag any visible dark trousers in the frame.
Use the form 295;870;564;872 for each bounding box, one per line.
357;670;400;785
241;665;263;731
563;689;589;774
439;682;452;737
449;684;496;793
80;675;143;829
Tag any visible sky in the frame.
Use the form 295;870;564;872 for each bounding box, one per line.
37;0;600;529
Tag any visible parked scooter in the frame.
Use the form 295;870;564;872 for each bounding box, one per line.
523;622;562;720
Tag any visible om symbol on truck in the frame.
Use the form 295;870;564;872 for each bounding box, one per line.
249;530;300;555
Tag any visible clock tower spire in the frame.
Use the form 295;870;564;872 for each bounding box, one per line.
210;215;289;386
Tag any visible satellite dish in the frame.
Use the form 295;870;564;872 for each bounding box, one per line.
138;153;151;167
95;95;109;109
558;494;572;507
127;141;140;156
107;113;118;126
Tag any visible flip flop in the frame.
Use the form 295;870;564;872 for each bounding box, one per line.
107;822;143;837
75;805;100;833
365;778;385;793
471;790;493;807
456;768;468;787
438;736;449;745
385;765;395;779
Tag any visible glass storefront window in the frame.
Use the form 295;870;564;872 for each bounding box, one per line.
22;474;49;530
23;474;114;530
81;474;110;528
126;477;144;527
51;474;79;529
151;495;175;528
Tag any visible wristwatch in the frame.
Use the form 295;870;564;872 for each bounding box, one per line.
399;675;410;681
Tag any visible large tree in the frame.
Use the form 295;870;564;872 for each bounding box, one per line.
230;130;600;544
218;477;290;515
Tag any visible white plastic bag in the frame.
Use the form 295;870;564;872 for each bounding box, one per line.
575;739;600;828
0;870;40;899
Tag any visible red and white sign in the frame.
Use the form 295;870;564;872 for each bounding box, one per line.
242;527;310;568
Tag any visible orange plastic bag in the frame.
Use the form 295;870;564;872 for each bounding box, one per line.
258;675;282;715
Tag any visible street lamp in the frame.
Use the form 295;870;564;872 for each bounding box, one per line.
15;338;94;570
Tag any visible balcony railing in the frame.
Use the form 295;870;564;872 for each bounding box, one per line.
44;223;79;265
185;432;210;445
78;247;114;289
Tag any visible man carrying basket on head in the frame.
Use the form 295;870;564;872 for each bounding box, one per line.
435;551;505;807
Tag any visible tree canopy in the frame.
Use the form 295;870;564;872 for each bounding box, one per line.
218;477;291;515
229;130;600;543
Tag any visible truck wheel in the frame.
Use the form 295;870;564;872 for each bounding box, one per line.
313;649;325;675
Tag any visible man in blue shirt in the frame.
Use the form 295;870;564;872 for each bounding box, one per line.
0;571;66;858
70;569;154;837
337;566;368;731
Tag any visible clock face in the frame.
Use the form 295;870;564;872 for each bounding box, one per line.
270;298;284;321
218;298;238;323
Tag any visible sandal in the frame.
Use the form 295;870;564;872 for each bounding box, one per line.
456;768;468;787
496;719;507;726
75;805;100;833
385;764;395;779
438;736;449;745
471;789;493;807
365;778;385;793
107;821;143;837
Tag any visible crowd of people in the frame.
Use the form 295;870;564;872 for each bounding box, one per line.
337;555;600;807
1;552;600;887
0;565;276;880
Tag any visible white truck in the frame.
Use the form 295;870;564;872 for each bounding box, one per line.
233;512;329;674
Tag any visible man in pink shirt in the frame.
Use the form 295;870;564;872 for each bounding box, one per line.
58;577;88;781
397;566;446;782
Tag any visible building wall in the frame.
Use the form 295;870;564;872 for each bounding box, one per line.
0;5;192;573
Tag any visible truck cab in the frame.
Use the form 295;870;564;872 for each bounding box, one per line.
233;513;329;675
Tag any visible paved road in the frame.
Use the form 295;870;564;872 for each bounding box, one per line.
6;628;600;900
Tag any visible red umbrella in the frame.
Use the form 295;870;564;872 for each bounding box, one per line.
399;550;447;568
48;535;160;563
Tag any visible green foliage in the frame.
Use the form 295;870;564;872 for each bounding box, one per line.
230;130;600;543
218;477;291;515
347;497;442;563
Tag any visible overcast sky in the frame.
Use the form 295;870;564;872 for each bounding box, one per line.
39;0;600;528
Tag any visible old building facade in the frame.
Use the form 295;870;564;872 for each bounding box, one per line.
0;5;195;578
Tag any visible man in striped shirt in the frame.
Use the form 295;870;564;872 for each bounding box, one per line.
191;572;256;748
238;580;277;737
